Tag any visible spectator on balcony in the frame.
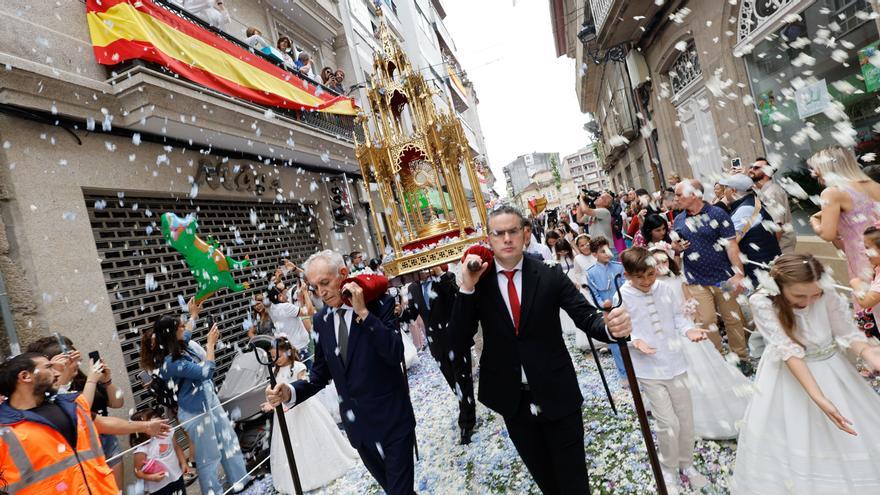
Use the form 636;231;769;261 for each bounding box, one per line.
277;36;296;67
295;51;316;80
321;67;335;86
332;69;346;94
183;0;230;30
245;27;271;50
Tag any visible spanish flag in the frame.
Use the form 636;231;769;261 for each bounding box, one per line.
86;0;358;115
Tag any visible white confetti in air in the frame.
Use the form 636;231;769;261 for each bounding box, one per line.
145;274;158;292
132;133;141;146
310;181;319;192
345;410;355;422
94;200;107;210
62;212;76;221
320;151;331;163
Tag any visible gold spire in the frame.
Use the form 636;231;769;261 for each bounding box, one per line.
355;9;487;276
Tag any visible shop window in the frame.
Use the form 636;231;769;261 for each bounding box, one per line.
744;0;879;171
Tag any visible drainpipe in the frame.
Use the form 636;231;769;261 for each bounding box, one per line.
0;269;21;358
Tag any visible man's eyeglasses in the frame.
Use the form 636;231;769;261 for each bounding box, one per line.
489;226;523;238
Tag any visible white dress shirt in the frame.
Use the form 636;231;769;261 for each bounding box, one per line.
283;304;354;406
268;296;309;352
620;279;695;380
525;237;553;261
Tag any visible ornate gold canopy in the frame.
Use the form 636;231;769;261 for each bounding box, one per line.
355;7;487;277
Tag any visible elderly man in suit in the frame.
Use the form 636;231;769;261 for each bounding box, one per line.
266;250;415;495
400;265;476;444
455;205;632;494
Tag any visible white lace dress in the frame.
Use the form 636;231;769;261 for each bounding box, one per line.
660;274;753;440
271;363;358;493
732;290;880;494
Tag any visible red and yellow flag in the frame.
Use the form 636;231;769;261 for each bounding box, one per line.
86;0;358;115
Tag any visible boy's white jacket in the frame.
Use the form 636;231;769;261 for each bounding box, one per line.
620;279;697;381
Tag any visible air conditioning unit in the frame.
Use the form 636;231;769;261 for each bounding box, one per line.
626;50;651;88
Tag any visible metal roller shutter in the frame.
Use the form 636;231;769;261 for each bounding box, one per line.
84;193;322;411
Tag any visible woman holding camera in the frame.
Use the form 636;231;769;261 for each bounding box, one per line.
141;298;250;495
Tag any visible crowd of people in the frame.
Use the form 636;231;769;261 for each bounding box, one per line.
2;145;880;495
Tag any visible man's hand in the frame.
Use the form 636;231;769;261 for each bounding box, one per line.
460;254;488;292
143;418;171;438
145;472;167;482
604;307;632;339
632;339;656;355
685;328;709;342
266;383;291;407
727;274;746;295
344;282;369;320
671;239;690;252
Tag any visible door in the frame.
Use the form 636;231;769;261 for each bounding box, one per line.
676;87;724;182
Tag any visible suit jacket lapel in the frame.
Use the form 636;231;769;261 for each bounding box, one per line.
518;256;540;335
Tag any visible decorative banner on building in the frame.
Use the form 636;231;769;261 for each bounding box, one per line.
447;64;468;97
795;79;830;120
86;0;358;115
859;41;880;93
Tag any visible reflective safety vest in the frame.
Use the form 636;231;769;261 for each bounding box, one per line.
0;394;118;495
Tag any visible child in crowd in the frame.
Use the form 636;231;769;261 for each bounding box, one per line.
619;247;710;494
650;244;752;440
131;408;188;495
851;225;880;339
262;337;357;493
573;234;596;273
586;236;626;381
555;239;581;336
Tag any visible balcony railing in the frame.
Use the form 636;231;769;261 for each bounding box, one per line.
116;60;364;142
589;0;612;34
112;0;362;142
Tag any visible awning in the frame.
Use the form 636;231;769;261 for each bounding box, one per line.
86;0;358;115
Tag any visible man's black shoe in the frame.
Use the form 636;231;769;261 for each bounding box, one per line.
460;427;473;445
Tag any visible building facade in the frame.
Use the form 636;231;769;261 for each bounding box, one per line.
563;144;608;191
550;0;765;191
0;0;491;445
503;151;562;197
513;169;579;214
551;0;880;191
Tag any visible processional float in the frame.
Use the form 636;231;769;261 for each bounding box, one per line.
354;7;487;276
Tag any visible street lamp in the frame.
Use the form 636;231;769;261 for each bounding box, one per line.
578;21;628;64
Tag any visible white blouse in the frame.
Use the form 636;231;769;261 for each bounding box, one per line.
749;289;867;362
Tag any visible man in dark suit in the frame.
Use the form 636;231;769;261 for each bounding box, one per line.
455;205;632;494
400;265;476;444
265;250;415;495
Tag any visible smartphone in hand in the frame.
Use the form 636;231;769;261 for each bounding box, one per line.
88;350;100;364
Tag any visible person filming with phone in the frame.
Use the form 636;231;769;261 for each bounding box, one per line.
265;250;417;495
140;297;250;495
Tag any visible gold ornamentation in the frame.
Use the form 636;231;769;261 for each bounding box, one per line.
356;4;488;276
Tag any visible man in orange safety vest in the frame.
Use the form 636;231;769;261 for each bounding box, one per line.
0;352;118;494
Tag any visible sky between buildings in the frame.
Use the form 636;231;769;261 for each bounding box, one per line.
444;0;591;193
